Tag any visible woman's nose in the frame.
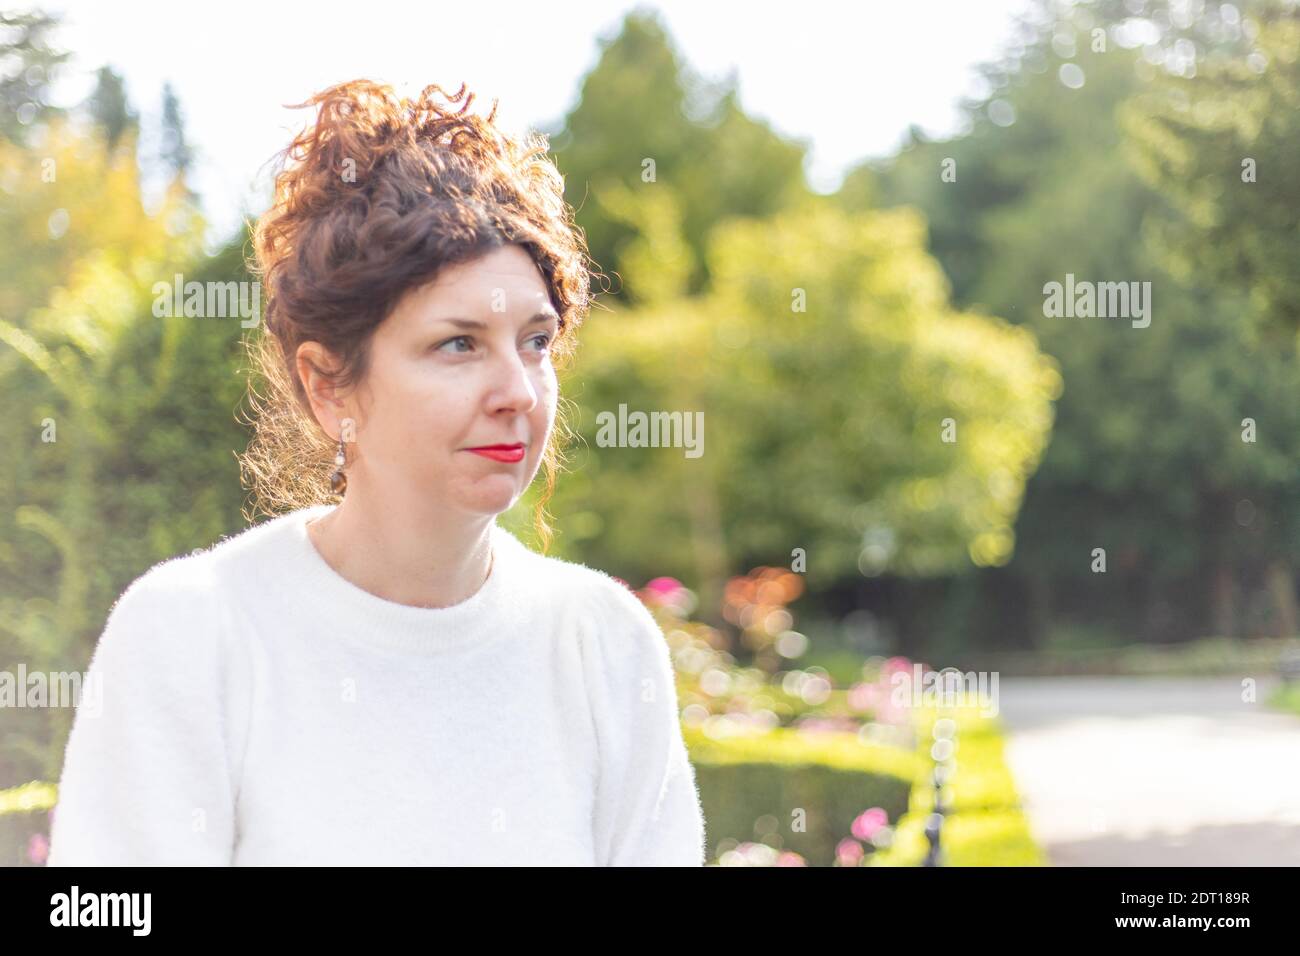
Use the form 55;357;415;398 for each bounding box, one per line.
490;351;539;413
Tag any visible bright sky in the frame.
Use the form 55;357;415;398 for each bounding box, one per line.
43;0;1031;245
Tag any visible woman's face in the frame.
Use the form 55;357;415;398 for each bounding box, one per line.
335;243;560;519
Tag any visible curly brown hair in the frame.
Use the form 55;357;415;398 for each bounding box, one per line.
238;79;595;551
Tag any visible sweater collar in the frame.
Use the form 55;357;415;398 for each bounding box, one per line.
272;504;532;655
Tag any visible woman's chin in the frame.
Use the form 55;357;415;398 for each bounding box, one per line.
457;479;522;515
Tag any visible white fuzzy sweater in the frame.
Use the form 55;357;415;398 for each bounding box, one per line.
47;505;706;866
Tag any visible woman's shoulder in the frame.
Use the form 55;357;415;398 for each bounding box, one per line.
514;543;665;652
101;510;309;648
90;550;233;684
125;508;317;597
516;542;643;612
109;547;221;622
521;548;682;747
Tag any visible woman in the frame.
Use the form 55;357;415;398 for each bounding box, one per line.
47;79;706;866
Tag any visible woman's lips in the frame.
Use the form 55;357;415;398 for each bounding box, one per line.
466;444;525;463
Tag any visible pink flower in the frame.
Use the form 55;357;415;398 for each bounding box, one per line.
835;838;865;865
851;807;889;841
847;682;880;711
642;574;686;598
776;851;807;867
638;577;697;616
27;833;49;865
644;576;685;597
882;656;913;675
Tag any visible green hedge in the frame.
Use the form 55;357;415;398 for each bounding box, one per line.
684;724;922;864
867;706;1047;866
1269;682;1300;718
0;781;56;866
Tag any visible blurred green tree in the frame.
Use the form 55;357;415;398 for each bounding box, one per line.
85;66;137;156
854;0;1300;646
544;9;812;305
1123;5;1300;335
0;9;69;147
531;194;1059;620
0;109;252;785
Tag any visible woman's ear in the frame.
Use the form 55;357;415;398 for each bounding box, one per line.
296;341;348;438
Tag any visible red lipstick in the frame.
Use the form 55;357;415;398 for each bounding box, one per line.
466;443;525;463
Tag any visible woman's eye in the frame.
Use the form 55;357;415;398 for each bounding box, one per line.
433;332;551;355
435;336;474;353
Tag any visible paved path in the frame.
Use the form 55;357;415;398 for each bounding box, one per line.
996;677;1300;866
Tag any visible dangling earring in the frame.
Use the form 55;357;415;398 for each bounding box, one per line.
329;434;348;496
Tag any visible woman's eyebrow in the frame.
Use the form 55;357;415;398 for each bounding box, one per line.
437;312;559;330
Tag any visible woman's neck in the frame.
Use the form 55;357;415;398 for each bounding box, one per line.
305;490;495;610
